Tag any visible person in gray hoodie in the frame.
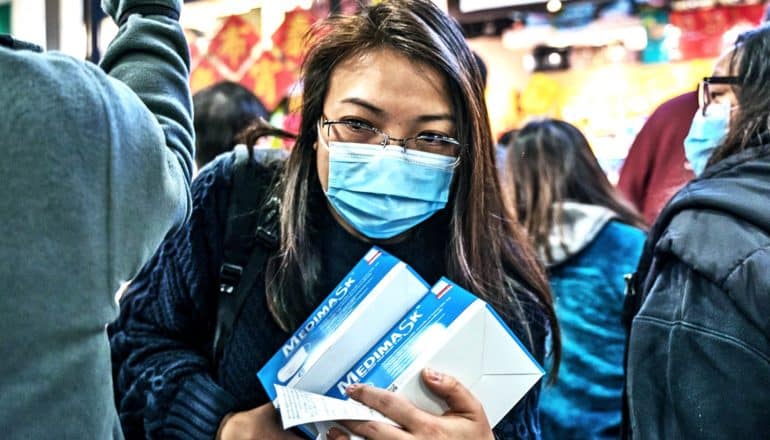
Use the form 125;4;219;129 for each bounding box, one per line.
0;0;193;438
505;119;647;439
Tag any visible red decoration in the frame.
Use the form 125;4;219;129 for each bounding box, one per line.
240;52;297;111
190;57;223;94
188;40;201;70
272;8;317;64
207;15;260;73
671;4;765;60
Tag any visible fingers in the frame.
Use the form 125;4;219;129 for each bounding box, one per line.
345;383;428;429
326;427;349;440
332;420;411;440
421;369;484;416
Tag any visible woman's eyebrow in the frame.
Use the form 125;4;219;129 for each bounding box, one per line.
340;97;385;115
340;97;453;123
415;113;454;123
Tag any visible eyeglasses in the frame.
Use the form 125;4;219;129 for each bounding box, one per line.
698;76;739;116
320;117;462;157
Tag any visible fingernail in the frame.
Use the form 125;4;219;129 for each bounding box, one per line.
346;383;361;395
327;427;343;439
425;368;443;382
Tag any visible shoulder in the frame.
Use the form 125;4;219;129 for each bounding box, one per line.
646;208;770;339
655;207;765;285
577;221;646;270
598;221;646;247
191;148;285;231
1;50;109;129
192;151;238;209
649;91;698;121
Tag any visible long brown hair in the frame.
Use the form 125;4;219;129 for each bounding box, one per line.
506;119;646;264
261;0;560;375
708;24;770;166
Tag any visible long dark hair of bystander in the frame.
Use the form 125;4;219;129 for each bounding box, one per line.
505;118;646;264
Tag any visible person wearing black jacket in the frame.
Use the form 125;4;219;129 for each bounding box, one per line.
625;24;770;438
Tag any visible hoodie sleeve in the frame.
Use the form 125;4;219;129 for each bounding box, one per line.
92;0;194;286
109;156;241;439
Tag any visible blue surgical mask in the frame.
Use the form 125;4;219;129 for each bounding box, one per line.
324;141;457;239
684;102;730;176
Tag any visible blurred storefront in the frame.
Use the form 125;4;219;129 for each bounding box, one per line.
7;0;767;173
462;0;766;180
164;0;766;174
0;1;9;34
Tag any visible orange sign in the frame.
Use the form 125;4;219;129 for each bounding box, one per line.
190;57;223;94
240;51;297;111
208;15;260;73
272;8;316;64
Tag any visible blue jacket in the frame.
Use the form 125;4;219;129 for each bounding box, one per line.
538;203;646;440
109;151;548;439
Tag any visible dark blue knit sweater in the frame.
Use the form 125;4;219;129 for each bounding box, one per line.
109;151;547;439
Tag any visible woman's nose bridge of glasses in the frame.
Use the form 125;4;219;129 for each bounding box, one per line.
379;133;412;148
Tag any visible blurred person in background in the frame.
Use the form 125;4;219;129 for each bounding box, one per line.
624;25;770;439
617;91;696;225
0;0;193;438
193;80;270;170
108;1;559;439
506;119;646;440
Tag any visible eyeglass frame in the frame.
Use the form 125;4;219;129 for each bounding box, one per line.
698;76;740;116
319;116;464;156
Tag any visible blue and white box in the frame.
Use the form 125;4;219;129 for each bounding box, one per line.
258;247;430;401
319;278;544;432
259;248;544;438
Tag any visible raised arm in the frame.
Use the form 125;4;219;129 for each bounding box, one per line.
97;0;195;284
109;158;237;439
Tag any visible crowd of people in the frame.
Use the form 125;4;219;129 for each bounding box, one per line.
1;0;769;439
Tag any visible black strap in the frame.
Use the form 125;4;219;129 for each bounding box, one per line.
212;145;281;365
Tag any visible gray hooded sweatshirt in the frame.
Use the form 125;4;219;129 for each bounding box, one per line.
541;201;617;266
0;0;193;438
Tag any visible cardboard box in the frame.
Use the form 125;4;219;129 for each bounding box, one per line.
323;277;544;429
258;248;429;400
258;248;544;438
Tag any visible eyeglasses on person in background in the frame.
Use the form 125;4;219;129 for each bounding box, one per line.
698;76;739;116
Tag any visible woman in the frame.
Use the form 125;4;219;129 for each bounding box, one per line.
505;119;646;439
625;25;770;439
109;1;560;439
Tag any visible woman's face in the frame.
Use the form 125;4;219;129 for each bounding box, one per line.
315;48;455;192
710;48;739;110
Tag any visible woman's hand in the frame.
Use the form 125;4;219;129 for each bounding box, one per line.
217;402;303;440
327;369;494;440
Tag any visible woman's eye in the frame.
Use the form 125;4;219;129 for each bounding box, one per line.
418;133;448;144
343;120;374;132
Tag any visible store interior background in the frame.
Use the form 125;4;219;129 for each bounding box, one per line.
4;0;765;182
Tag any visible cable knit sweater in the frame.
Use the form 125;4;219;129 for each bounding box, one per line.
109;151;547;439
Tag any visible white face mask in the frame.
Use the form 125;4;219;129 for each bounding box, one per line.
684;102;731;176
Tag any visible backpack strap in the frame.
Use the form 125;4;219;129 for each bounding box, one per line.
213;145;282;365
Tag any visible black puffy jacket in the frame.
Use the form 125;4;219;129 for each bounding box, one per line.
625;141;770;439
